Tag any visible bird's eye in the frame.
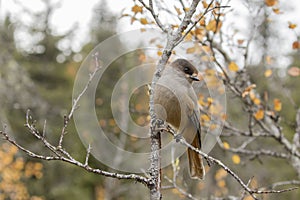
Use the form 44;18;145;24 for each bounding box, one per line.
184;67;189;72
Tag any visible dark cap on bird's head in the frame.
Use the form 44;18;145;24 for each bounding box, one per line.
170;59;200;82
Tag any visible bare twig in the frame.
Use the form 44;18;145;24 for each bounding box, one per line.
271;180;300;189
164;176;198;200
168;128;298;199
84;144;91;167
137;0;167;32
0;130;150;186
58;53;101;149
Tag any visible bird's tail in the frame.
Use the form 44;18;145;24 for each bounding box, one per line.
187;132;205;180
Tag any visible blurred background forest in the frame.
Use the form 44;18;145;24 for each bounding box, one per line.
0;0;300;199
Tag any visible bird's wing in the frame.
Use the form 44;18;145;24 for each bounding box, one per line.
185;93;202;148
189;108;201;148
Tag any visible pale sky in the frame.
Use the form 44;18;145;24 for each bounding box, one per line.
1;0;300;67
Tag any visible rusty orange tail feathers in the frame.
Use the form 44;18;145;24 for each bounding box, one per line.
187;133;205;179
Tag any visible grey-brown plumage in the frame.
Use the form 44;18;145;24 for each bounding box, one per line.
154;58;205;179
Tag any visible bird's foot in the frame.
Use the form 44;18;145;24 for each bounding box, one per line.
174;133;183;143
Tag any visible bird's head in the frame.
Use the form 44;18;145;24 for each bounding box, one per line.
171;59;200;83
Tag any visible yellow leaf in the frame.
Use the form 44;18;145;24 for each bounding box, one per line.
254;109;264;120
206;19;222;33
186;46;195;54
202;0;208;8
184;7;190;12
185;32;193;41
131;5;143;14
202;45;211;54
209;124;217;130
205;68;216;76
265;0;277;7
265;55;272;65
273;98;282;111
228;62;239;72
157;51;162;56
201;114;210;122
244;195;256;200
215;168;227;180
174;6;182;15
253;98;261;105
140;18;148;25
288;22;297;29
232;154;241;164
264;69;272;77
171;24;179;29
217;180;226;188
195;27;205;40
223;142;230;150
249;91;256;100
207;97;213;106
130;17;136;24
242;84;256;98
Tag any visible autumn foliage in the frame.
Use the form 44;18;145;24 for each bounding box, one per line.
0;143;43;200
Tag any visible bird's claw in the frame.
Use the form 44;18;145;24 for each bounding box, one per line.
174;133;183;143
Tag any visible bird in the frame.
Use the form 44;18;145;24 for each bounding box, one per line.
154;58;205;179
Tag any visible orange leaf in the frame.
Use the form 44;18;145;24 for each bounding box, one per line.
206;20;222;33
288;22;297;29
265;0;277;7
237;39;244;45
202;0;208;8
174;6;182;15
217;180;226;188
264;69;272;77
215;168;227;180
140;18;148;25
228;61;239;72
253;98;261;105
157;51;162;56
292;41;300;49
273;98;282;111
131;5;143;14
184;7;190;12
288;67;300;76
232;154;241;164
199;18;206;26
272;8;281;14
254;109;264;120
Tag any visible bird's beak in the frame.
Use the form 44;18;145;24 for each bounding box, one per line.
189;73;200;81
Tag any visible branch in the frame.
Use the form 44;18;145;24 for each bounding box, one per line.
58;53;102;149
0;130;150;186
167;128;298;199
0;53;153;190
217;138;290;159
137;0;167;32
